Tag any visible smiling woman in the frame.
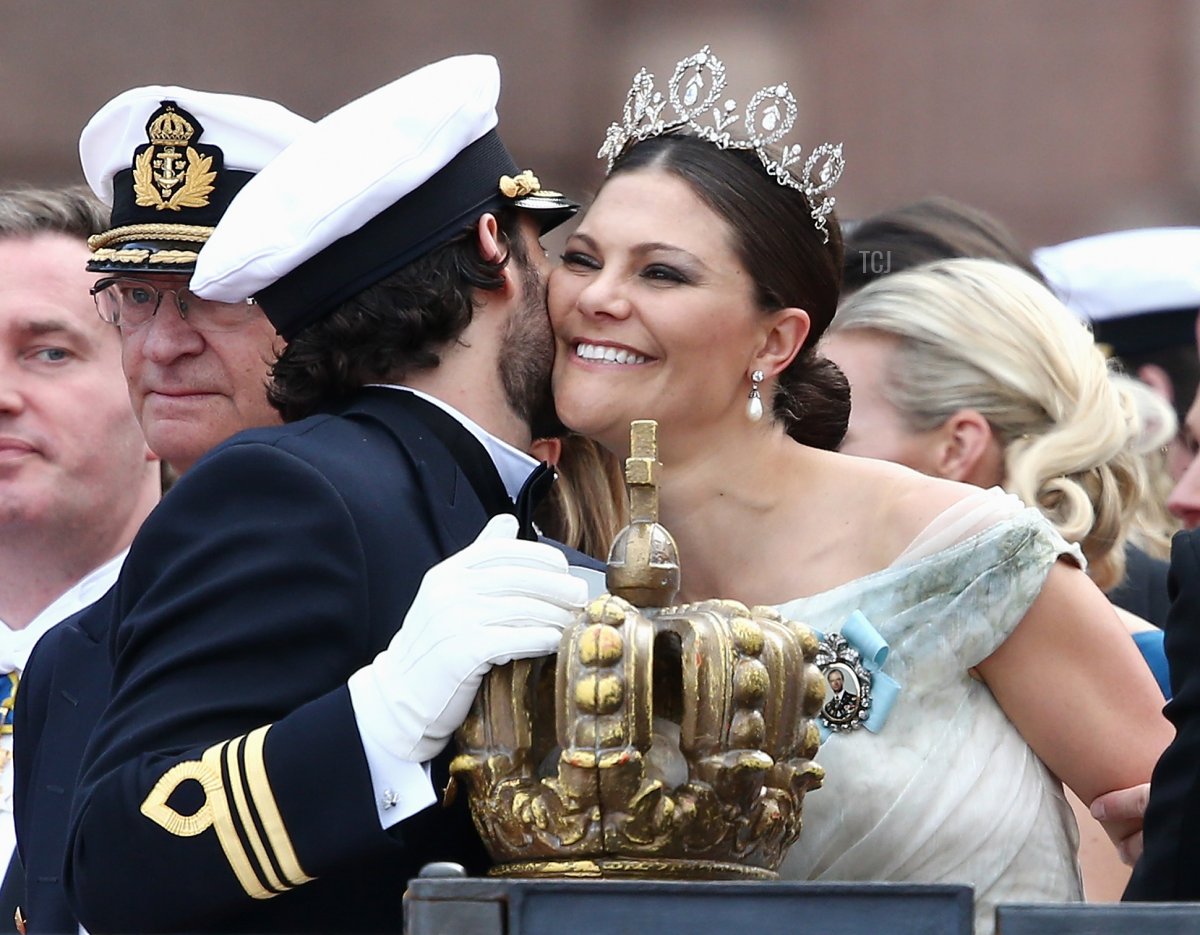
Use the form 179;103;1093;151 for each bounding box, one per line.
550;133;847;460
544;47;1175;935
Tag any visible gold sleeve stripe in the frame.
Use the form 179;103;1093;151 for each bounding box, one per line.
242;725;315;888
199;742;277;900
139;727;315;901
224;734;289;895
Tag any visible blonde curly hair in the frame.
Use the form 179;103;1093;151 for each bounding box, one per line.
829;258;1147;591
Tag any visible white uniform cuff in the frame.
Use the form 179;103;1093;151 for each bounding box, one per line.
348;669;437;829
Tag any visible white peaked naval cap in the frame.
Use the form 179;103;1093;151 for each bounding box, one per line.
1034;227;1200;357
79;85;312;274
191;54;576;340
80;85;312;204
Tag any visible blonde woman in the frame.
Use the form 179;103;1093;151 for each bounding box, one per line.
822;257;1166;900
826;259;1144;591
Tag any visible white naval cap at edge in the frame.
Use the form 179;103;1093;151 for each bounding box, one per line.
1033;227;1200;323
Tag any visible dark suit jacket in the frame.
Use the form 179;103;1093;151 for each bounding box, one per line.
1125;527;1200;900
10;592;114;935
61;389;547;934
1109;542;1172;628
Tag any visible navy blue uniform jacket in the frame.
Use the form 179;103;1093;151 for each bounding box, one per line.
60;389;536;933
11;592;113;935
1126;527;1200;900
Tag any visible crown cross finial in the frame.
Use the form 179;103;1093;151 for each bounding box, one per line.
597;47;844;243
605;420;680;608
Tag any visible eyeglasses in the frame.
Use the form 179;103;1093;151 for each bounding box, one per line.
90;277;258;333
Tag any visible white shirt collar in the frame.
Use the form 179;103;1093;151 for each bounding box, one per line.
0;548;127;674
368;385;538;500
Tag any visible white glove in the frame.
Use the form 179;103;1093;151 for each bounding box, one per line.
350;514;587;762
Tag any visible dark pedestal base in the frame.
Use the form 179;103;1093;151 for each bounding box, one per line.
996;903;1200;934
404;875;974;935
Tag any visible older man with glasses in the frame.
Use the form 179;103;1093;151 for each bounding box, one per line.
88;272;273;472
82;93;295;473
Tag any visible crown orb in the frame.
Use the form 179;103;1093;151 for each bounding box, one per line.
733;658;770;706
575;672;625;715
578;624;624;667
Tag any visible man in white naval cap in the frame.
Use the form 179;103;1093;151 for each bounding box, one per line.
64;55;592;934
81;86;316;473
8;87;312;935
1035;227;1200;482
1036;227;1200;625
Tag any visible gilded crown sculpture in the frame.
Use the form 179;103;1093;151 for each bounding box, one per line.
450;421;826;879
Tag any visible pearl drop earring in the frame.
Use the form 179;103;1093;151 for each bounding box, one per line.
747;369;765;422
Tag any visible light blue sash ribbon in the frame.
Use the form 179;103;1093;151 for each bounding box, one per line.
812;610;900;741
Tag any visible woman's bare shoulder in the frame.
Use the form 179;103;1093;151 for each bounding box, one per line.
824;452;984;548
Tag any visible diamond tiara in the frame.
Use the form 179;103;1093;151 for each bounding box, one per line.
597;46;845;243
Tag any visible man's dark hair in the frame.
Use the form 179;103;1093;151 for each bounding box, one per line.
269;208;528;422
842;195;1045;294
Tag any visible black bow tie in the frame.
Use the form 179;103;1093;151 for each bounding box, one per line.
513;461;556;541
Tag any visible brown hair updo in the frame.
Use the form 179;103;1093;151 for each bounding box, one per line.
609;134;850;450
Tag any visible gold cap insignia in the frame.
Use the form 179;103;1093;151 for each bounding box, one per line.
498;170;539;199
132;102;217;213
499;169;566;201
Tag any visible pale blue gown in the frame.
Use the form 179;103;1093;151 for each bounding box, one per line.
774;488;1085;935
